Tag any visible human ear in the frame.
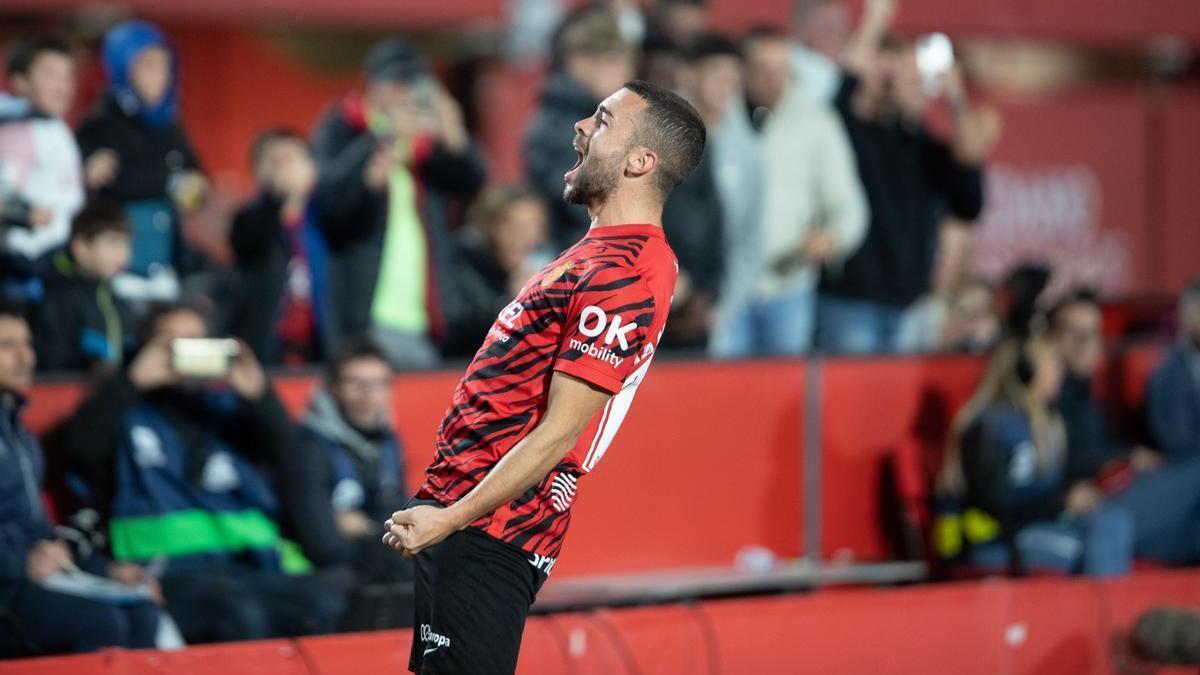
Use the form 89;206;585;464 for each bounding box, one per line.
624;148;658;179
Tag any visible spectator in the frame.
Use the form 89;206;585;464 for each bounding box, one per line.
524;8;636;250
1147;277;1200;462
816;0;999;354
0;35;84;303
938;277;1000;354
312;37;485;368
899;221;999;354
790;0;852;104
59;302;347;643
711;27;866;357
640;0;708;89
1050;288;1200;566
660;33;739;350
0;303;159;656
229;128;325;365
282;339;412;582
32;198;135;373
1052;289;1159;479
647;0;707;50
76;20;208;304
939;337;1135;576
441;184;549;358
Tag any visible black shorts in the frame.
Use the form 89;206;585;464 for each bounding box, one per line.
408;521;548;674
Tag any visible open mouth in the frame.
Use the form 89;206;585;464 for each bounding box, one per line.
564;140;586;180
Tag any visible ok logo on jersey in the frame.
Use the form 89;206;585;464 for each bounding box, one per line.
578;305;637;350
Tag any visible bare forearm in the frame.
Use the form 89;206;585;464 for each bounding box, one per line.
445;426;574;530
842;1;893;75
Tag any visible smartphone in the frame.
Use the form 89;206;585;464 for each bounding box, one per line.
916;32;954;96
170;339;239;379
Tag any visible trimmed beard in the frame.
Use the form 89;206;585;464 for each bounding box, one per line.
563;152;621;207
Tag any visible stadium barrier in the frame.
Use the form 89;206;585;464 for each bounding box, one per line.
23;347;1166;577
5;569;1199;674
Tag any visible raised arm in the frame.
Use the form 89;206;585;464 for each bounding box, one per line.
383;372;610;557
841;0;895;78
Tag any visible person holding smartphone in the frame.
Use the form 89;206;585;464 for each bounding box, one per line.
311;36;486;369
57;301;350;643
816;0;1001;355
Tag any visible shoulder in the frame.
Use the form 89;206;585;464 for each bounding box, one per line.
976;402;1031;446
579;234;674;287
1156;347;1190;377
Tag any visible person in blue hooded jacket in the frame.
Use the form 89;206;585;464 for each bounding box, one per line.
0;303;159;657
76;20;208;303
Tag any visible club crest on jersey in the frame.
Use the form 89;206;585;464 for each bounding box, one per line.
541;261;575;287
498;300;524;329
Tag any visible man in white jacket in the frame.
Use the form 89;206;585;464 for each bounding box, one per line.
0;35;84;281
711;27;867;357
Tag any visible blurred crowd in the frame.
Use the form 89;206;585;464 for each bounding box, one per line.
1;0;1198;661
0;0;1008;376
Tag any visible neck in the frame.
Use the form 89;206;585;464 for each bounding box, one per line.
587;191;663;230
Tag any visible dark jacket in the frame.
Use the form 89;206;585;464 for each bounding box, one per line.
282;390;406;575
1058;374;1129;485
961;401;1067;532
75;92;205;277
310;95;486;348
228;194;329;363
1147;340;1200;462
0;392;55;591
439;230;514;359
662;151;724;299
522;72;598;251
32;251;134;372
822;75;984;308
76;92;202;204
60;374;295;561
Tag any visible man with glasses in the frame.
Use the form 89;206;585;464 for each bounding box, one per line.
1050;288;1200;567
284;338;411;582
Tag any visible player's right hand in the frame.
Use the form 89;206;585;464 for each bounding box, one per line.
382;505;459;559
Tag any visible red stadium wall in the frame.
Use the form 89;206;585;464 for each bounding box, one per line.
24;349;1166;572
25;359;807;578
7;569;1200;675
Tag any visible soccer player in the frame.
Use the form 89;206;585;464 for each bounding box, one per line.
382;80;706;674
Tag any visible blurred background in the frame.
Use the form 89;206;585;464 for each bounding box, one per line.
1;0;1200;672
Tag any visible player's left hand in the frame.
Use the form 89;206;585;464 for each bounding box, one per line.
382;505;460;558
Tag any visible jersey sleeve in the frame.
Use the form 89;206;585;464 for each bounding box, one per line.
553;264;658;394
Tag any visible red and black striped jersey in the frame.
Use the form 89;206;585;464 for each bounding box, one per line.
417;224;678;563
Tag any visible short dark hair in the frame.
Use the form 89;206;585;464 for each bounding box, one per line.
249;127;308;170
621;79;707;198
6;34;71;79
138;299;211;346
326;337;392;382
683;33;740;64
1048;286;1100;330
0;300;28;324
71;198;130;242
